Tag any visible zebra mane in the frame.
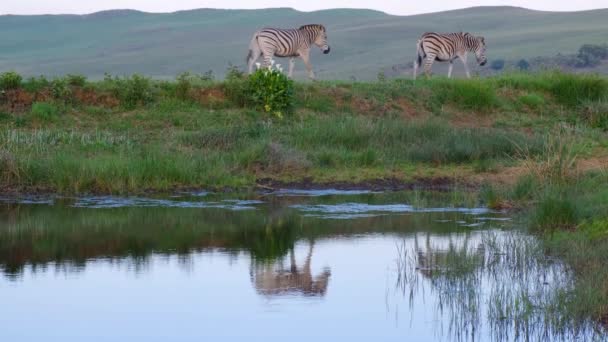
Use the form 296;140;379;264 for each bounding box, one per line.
299;24;325;32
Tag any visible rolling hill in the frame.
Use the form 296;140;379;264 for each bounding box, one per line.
0;6;607;80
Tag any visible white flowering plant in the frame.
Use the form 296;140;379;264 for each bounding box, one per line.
245;60;294;118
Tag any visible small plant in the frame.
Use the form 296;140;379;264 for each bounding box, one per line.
200;70;215;82
225;63;245;81
0;71;23;90
175;72;193;101
377;69;387;82
245;61;294;118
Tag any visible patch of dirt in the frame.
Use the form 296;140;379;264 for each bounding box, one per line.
255;176;466;192
0;89;34;113
449;112;495;128
578;155;608;172
73;88;120;107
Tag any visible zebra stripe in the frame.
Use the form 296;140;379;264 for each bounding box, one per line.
413;32;487;79
247;24;330;79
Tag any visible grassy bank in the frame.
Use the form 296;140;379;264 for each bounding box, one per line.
0;71;607;194
479;141;608;329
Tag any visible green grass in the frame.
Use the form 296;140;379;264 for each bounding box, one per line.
0;72;606;193
1;7;608;80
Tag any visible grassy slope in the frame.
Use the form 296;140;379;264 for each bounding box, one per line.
1;6;607;79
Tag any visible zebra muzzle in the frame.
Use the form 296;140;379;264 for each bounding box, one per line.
323;46;331;54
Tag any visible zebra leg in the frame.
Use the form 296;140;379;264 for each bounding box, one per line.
248;50;261;74
460;54;471;78
447;61;454;78
288;58;296;78
413;58;419;80
423;54;435;79
262;52;273;69
300;52;315;80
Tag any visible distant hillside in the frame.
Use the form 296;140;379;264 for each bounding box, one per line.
1;6;607;80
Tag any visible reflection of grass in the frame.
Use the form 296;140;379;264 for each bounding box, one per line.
478;156;608;332
394;231;607;340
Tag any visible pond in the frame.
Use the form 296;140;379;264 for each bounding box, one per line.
0;190;605;341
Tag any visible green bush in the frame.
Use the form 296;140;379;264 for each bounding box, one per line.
245;63;294;118
490;59;505;71
517;59;530;71
104;74;154;109
51;78;72;102
0;71;23;90
30;102;61;122
22;76;50;92
65;74;87;87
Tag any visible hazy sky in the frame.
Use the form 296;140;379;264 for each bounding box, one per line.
1;0;607;15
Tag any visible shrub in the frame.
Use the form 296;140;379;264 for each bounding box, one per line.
175;72;193;101
104;73;154;109
51;78;72;102
30;102;61;122
0;71;22;90
65;74;87;87
490;59;505;71
245;61;294;118
223;65;248;106
22;76;50;92
517;59;530;71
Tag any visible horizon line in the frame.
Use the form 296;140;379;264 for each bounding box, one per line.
1;5;607;17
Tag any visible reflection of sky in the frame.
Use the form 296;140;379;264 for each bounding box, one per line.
0;236;448;341
2;230;592;341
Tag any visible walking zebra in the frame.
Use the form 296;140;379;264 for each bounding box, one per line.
413;32;487;80
246;24;331;79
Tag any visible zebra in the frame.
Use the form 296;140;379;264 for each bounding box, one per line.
246;24;331;79
413;32;487;80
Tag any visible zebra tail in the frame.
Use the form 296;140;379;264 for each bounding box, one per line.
246;32;260;63
416;39;424;66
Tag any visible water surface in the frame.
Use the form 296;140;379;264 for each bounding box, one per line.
0;190;605;341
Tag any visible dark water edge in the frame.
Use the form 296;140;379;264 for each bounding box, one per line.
0;190;606;341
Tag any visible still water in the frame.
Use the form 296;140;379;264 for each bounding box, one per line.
0;190;605;341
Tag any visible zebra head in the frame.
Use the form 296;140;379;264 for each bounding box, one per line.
475;36;487;66
301;24;331;54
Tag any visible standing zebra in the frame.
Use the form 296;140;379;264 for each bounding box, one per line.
413;32;487;80
246;24;331;79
